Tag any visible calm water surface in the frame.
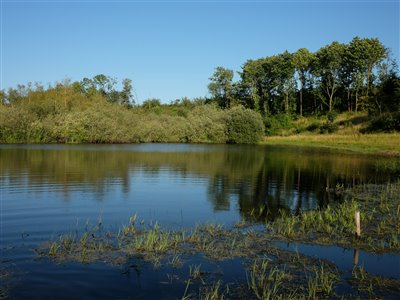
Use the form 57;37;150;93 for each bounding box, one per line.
1;144;399;299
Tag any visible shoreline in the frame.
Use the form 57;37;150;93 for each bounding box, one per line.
262;133;400;156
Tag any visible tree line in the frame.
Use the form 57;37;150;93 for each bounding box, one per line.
0;36;399;144
0;76;264;144
207;36;399;116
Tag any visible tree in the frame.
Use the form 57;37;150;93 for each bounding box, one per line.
241;54;295;115
347;37;387;110
270;51;296;113
120;79;134;106
208;67;234;108
0;90;5;105
313;41;346;112
240;59;268;113
93;74;116;97
293;48;315;116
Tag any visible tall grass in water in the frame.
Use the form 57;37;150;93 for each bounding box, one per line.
307;264;338;299
246;258;286;300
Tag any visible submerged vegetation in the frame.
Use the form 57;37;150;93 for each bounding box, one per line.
35;181;400;299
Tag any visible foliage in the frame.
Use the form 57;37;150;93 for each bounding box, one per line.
264;114;293;136
0;83;263;144
1;37;398;144
208;36;395;121
363;112;400;133
208;67;235;108
226;106;264;144
186;105;227;143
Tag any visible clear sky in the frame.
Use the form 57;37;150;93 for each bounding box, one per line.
1;0;399;103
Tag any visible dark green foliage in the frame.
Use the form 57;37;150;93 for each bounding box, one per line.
306;122;321;132
326;111;338;123
208;67;235;108
320;111;339;133
208;37;395;127
363;112;400;133
226;106;264;144
264;114;293;136
319;122;339;134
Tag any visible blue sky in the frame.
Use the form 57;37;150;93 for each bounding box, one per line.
1;0;399;103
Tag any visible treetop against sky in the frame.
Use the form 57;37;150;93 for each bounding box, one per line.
1;0;398;102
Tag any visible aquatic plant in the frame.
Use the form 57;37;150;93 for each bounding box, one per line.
189;264;203;282
307;264;338;298
246;258;285;300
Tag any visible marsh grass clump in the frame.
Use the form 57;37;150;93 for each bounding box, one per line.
200;280;225;300
36;197;400;299
246;258;286;300
268;181;400;252
189;264;204;283
349;266;400;298
307;264;339;298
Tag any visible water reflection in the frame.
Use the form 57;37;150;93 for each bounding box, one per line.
1;144;398;222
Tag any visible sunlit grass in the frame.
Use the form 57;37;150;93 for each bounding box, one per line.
263;133;400;155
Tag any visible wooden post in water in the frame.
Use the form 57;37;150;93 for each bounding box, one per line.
355;210;361;238
353;248;359;265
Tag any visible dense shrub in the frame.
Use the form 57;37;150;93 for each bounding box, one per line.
363;112;400;133
186;105;227;143
226;106;264;144
0;105;36;143
264;113;293;135
0;99;266;144
133;114;187;143
319;122;339;134
306;122;321;132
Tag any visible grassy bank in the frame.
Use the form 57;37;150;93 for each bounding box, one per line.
262;112;400;155
263;133;400;155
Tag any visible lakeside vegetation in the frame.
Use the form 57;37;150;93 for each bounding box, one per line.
36;181;400;299
1;37;399;146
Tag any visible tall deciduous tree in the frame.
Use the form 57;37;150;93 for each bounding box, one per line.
293;48;315;116
348;37;387;108
240;59;268;113
120;79;133;106
272;51;296;113
208;67;234;108
313;41;346;112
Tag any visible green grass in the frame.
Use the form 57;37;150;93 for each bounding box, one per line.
262;112;400;155
262;133;400;155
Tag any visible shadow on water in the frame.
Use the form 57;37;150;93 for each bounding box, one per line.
1;144;399;299
1;144;398;222
276;242;400;279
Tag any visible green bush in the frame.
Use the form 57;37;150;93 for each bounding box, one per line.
319;111;339;134
319;122;339;134
186;105;227;143
363;112;400;132
306;122;321;132
0;105;35;143
264;113;293;135
326;111;338;123
226;106;264;144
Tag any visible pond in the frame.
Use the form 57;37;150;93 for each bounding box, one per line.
1;144;399;299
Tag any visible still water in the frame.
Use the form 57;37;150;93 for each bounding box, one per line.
1;144;399;299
